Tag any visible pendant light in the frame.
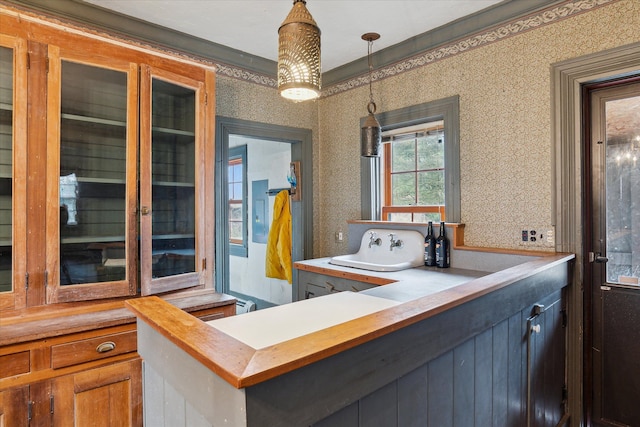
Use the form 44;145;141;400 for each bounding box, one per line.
278;0;321;102
361;33;381;157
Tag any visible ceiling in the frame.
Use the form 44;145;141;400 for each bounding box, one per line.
81;0;503;72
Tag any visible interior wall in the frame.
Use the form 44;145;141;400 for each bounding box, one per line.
215;75;322;257
316;0;639;256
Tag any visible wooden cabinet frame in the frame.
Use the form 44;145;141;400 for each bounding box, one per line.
0;34;27;312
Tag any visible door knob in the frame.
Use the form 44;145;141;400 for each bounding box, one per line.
589;252;609;263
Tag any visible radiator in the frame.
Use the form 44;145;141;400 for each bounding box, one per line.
236;298;256;314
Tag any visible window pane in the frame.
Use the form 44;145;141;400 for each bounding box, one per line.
59;61;128;285
0;46;12;293
392;173;416;206
414;212;442;223
151;78;196;278
417;133;444;170
417;171;445;205
233;182;242;199
392;138;415;172
233;163;243;182
388;212;412;222
229;203;242;221
229;221;242;240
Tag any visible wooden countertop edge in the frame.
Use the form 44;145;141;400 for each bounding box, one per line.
126;296;255;388
293;262;396;285
129;253;574;389
0;289;236;347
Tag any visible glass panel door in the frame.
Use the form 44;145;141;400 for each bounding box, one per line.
47;50;137;303
140;65;206;295
589;82;640;427
150;79;196;278
0;45;13;294
59;61;129;286
0;36;26;311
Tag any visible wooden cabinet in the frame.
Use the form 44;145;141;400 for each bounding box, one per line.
0;292;235;426
297;270;377;300
0;386;28;427
0;7;215;309
0;6;225;425
52;359;142;426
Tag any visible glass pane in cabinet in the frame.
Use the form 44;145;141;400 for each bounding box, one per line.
0;47;13;292
151;79;196;278
59;61;128;285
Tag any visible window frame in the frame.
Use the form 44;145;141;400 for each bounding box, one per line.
228;145;248;257
382;123;447;222
361;96;460;223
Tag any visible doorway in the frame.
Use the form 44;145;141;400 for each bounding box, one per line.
584;80;640;426
214;117;313;310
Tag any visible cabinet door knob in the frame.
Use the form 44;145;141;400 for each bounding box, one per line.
140;206;150;215
96;341;116;353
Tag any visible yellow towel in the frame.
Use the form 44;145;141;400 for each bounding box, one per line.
265;190;292;283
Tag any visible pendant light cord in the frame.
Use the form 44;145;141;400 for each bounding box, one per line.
363;33;379;114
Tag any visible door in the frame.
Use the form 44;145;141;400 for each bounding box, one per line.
215;118;313;310
587;81;640;426
52;359;142;426
227;135;292;307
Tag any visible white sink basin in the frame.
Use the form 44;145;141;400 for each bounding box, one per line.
329;228;425;272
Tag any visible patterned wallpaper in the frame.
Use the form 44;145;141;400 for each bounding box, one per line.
217;0;640;257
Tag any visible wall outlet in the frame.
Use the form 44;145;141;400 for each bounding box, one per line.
518;226;555;248
335;231;344;243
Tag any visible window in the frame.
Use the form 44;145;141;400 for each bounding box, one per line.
382;121;446;222
228;145;247;257
361;96;460;223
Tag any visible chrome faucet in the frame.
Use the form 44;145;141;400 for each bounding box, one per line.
388;233;403;251
368;231;382;248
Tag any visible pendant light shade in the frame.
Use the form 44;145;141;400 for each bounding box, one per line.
278;0;321;102
361;101;381;157
361;33;381;157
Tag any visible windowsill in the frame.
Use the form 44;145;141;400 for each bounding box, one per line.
347;220;556;256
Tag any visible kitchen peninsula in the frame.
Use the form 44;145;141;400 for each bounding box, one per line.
127;249;573;427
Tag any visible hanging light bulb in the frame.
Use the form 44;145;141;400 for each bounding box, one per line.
277;0;321;102
361;33;381;157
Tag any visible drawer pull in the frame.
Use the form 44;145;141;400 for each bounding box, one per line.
96;341;116;353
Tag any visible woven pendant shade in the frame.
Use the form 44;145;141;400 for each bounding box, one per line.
278;0;321;102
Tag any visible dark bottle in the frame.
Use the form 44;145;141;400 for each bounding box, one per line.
424;221;436;266
435;221;450;268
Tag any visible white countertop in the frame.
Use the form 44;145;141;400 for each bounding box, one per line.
207;260;489;348
208;291;399;349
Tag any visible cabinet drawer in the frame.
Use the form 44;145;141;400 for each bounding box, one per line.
51;331;137;369
0;351;30;379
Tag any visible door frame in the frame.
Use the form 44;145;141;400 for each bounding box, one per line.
214;116;313;307
552;41;640;425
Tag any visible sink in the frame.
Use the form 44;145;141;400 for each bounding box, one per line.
329;228;425;272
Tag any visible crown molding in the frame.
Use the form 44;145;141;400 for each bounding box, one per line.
2;0;619;96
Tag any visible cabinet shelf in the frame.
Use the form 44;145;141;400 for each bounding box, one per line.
152;126;195;137
152;181;194;188
151;234;195;240
61;113;126;128
77;177;126;185
0;102;12;112
61;236;125;244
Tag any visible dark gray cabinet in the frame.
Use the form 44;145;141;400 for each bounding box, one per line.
297;270;377;300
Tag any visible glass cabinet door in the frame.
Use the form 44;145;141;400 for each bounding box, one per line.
0;36;26;311
46;49;138;303
140;65;206;295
